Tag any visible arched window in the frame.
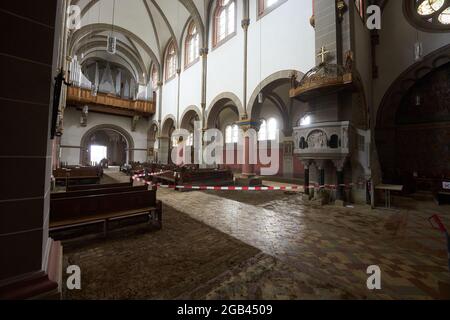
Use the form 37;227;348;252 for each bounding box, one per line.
259;118;278;141
404;0;450;31
225;124;239;143
165;40;177;81
300;115;312;126
258;0;287;17
355;0;366;20
151;65;159;90
185;21;200;67
172;136;179;148
186;133;194;147
258;119;267;141
213;0;236;47
267;118;278;141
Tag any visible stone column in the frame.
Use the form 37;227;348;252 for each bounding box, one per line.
315;160;326;188
237;120;259;178
0;0;62;299
242;18;250;114
333;159;346;202
200;48;209;130
302;160;311;195
242;136;254;177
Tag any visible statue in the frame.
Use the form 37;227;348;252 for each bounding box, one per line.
290;71;298;89
307;130;328;149
345;51;354;73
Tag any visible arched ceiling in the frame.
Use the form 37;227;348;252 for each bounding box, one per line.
69;0;211;83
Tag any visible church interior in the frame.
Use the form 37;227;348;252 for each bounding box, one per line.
1;0;450;301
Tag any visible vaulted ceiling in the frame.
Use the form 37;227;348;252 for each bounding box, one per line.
69;0;214;84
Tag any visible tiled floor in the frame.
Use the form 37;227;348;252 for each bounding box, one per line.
63;169;450;299
156;187;450;299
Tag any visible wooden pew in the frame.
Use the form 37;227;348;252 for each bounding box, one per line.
50;190;162;236
53;167;101;187
51;185;148;200
153;167;234;187
67;181;133;192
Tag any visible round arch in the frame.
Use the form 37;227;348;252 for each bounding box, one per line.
375;45;450;185
247;70;304;119
206;92;243;129
180;105;202;130
376;45;450;129
161;114;177;137
79;124;135;165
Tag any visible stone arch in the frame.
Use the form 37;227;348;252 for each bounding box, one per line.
161;114;177;137
80;124;135;165
206;92;243;129
376;45;450;129
247;70;304;119
375;45;450;186
180;105;202;130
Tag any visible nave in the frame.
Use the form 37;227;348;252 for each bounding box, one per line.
61;168;450;300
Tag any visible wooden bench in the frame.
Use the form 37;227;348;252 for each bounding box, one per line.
67;181;133;192
54;167;101;187
50;190;162;237
152;168;234;188
51;185;148;200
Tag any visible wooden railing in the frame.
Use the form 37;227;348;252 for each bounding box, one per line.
66;86;155;116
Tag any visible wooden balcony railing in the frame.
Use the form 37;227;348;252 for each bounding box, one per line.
66;86;155;117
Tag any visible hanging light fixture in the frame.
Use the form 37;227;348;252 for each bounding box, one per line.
107;0;117;54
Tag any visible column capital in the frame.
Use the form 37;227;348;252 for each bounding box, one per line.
301;160;312;170
332;158;347;172
314;160;327;170
235;118;260;132
200;48;209;57
241;18;251;30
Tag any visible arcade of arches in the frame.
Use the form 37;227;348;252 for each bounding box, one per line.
1;0;450;301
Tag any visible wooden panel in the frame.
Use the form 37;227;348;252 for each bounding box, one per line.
66;86;155;117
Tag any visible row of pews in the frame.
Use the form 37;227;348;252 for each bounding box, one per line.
50;181;162;239
129;163;235;188
53;166;103;187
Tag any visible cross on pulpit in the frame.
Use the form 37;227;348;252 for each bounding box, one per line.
317;46;330;64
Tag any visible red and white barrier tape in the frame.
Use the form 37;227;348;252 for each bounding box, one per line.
132;170;172;178
132;175;362;191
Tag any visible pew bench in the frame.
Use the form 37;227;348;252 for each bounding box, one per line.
52;185;148;200
50;190;162;238
67;181;133;192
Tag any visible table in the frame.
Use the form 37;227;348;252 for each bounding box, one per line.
375;184;403;208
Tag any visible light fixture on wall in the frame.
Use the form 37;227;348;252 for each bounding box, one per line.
258;92;264;104
91;83;98;96
414;31;423;61
107;0;117;54
415;94;422;106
